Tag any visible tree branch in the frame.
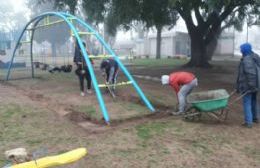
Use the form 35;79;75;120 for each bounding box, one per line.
220;8;241;31
194;6;205;26
175;1;196;33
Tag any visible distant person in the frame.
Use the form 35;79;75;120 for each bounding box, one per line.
161;72;198;115
74;41;94;96
236;43;259;128
100;58;119;90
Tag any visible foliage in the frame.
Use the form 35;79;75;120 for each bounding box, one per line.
106;0;178;58
82;0;110;25
34;0;77;14
27;0;71;57
105;0;178;35
170;0;260;67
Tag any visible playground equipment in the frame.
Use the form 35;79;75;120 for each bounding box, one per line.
6;12;155;124
8;148;87;168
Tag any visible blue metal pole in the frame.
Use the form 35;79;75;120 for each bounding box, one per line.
6;19;37;80
63;13;155;112
30;20;42;78
52;13;110;123
6;12;110;123
7;14;49;80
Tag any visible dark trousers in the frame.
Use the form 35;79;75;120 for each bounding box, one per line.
75;64;91;92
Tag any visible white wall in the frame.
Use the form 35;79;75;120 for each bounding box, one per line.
135;41;145;56
215;33;234;56
146;35;175;58
161;37;174;57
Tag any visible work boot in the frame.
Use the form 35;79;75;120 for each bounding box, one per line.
241;123;253;128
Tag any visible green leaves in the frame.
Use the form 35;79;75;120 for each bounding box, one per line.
82;0;110;25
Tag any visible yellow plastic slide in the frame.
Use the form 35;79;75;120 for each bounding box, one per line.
11;148;87;168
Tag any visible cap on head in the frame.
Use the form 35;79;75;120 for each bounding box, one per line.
240;43;252;56
161;75;169;85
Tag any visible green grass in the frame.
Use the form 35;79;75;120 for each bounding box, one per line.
0;103;87;167
74;105;101;120
0;69;7;81
118;101;149;114
191;139;212;156
244;146;260;162
135;122;168;141
131;58;188;67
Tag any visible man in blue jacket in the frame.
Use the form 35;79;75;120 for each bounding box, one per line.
236;43;259;128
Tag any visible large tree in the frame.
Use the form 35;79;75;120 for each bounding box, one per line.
171;0;260;67
106;0;178;59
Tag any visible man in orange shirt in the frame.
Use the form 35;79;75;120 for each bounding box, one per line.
161;72;198;115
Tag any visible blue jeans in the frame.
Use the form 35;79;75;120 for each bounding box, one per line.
243;92;258;125
177;78;198;112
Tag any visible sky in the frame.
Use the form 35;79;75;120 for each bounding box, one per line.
10;0;27;12
9;0;31;20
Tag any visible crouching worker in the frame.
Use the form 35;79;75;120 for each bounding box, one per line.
74;41;94;97
100;58;119;91
161;72;198;115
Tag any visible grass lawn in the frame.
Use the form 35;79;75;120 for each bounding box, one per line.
130;58;188;67
0;59;260;167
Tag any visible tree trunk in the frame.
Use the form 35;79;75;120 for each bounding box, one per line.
206;27;222;61
206;37;218;61
156;26;162;59
187;33;211;68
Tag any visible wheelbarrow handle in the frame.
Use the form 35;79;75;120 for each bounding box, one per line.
229;90;237;97
228;90;250;106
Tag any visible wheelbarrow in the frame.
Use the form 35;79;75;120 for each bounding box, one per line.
184;89;245;122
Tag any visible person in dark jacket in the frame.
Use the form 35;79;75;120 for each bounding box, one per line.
236;43;258;128
100;58;119;90
74;41;93;96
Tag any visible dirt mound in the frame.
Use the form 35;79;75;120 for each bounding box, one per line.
64;108;106;125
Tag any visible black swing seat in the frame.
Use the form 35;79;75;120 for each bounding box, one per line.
49;65;72;73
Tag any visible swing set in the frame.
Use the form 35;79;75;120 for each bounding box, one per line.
6;12;155;124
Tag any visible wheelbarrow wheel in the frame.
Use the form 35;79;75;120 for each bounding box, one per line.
207;109;229;122
196;113;202;121
183;108;200;121
219;109;229;121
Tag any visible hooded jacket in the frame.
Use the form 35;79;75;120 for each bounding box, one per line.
73;42;93;68
236;43;257;93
